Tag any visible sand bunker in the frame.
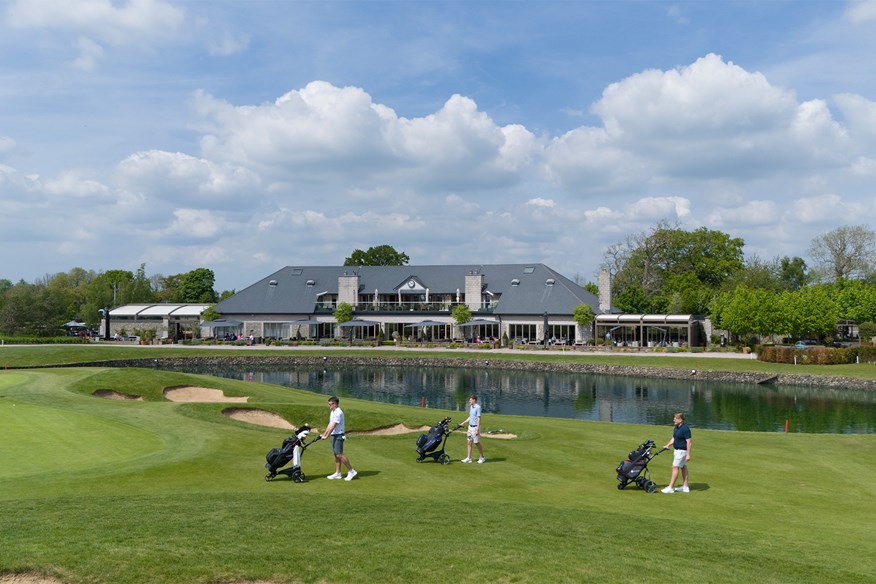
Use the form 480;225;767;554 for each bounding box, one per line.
0;577;288;584
0;574;67;584
223;408;296;430
483;432;517;439
348;424;430;436
93;389;143;401
163;386;249;403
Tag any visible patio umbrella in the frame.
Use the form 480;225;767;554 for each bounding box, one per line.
63;320;89;328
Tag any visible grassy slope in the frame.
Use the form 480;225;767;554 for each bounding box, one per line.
1;365;875;584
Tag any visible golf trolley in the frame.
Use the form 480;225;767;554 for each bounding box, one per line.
615;439;667;493
264;425;322;483
415;416;459;464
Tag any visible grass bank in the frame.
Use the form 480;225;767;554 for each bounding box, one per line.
1;365;874;583
3;343;876;381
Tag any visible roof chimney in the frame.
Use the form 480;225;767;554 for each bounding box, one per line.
598;269;612;313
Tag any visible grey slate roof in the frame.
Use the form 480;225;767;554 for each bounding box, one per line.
214;263;603;317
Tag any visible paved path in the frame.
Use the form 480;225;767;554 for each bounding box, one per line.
84;341;758;360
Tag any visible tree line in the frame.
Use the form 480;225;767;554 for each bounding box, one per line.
0;265;231;337
604;222;876;343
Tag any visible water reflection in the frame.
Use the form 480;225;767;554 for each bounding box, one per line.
171;364;876;434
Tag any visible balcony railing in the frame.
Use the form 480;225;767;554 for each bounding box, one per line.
313;301;497;313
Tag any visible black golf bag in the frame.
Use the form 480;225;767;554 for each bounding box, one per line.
265;424;318;482
615;439;665;493
416;417;455;464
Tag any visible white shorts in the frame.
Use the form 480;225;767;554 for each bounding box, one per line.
467;426;480;443
673;449;688;467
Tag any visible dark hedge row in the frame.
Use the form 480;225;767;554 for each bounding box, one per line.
759;345;876;365
0;335;89;345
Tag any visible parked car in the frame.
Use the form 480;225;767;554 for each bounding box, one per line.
794;341;807;349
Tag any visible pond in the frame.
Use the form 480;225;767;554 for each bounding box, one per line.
173;363;876;434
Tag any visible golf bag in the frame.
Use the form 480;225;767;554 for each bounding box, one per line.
615;439;666;493
264;424;319;482
416;416;455;464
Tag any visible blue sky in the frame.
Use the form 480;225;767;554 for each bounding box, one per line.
2;0;876;292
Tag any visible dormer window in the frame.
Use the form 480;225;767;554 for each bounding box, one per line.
546;278;555;286
269;280;278;287
306;279;315;287
511;279;520;286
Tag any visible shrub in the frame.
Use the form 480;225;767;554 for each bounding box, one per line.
0;335;88;345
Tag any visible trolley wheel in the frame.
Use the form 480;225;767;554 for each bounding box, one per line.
645;481;657;494
265;474;274;482
295;473;306;483
439;453;450;465
617;483;625;490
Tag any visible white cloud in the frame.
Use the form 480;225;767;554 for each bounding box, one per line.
207;32;250;56
7;0;185;70
526;197;555;208
707;200;778;227
162;208;227;239
6;0;184;44
117;150;260;208
0;135;16;158
792;194;847;223
41;171;112;201
845;0;876;23
193;82;538;193
71;36;105;71
625;196;691;220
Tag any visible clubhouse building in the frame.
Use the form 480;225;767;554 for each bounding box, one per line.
210;264;707;348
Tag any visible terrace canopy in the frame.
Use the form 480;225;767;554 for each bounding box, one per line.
594;314;706;348
198;318;244;339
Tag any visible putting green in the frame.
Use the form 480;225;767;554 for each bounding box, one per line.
0;399;163;481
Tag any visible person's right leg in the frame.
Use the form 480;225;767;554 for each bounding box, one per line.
662;466;680;492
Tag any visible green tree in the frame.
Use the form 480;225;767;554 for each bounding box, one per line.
779;256;810;290
607;224;744;315
154;268;217;303
615;284;650;313
452;304;472;325
81;269;135;327
200;305;221;322
572;304;594;340
128;263;155;303
831;280;876;324
344;245;410;266
858;321;876;342
177;268;217;303
0;281;38;335
334;302;354;324
155;274;181;302
781;286;838;340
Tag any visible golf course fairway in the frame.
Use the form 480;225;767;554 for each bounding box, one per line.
1;366;874;584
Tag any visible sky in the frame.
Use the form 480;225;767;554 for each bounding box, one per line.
3;0;876;293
